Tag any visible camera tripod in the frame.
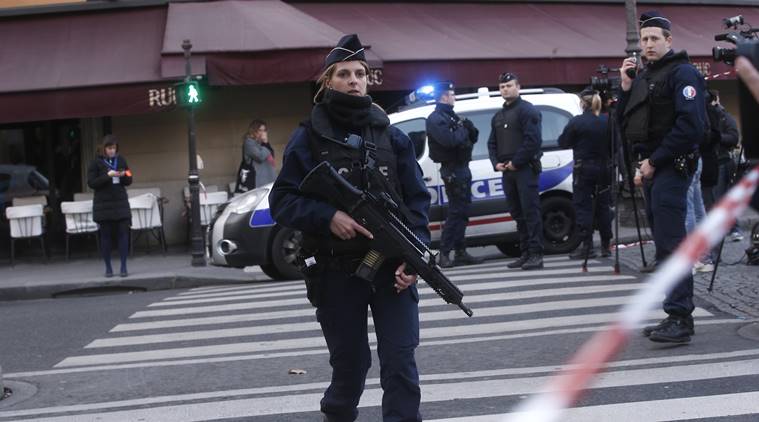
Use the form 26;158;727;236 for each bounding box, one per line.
707;145;746;292
607;102;648;273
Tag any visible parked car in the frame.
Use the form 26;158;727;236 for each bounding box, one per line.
0;164;49;213
210;87;582;280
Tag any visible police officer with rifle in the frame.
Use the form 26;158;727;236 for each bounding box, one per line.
269;34;436;422
426;81;484;267
618;11;706;344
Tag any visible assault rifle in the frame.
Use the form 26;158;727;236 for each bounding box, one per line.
299;161;474;317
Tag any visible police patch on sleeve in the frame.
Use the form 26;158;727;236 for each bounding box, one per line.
682;86;697;101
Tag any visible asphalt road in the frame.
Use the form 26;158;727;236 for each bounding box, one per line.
1;252;758;421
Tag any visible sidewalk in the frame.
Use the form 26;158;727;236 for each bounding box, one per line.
0;208;756;303
0;250;271;302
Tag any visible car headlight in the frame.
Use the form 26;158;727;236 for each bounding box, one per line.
226;187;269;215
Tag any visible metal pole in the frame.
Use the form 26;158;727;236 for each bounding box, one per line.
624;0;641;58
183;39;206;267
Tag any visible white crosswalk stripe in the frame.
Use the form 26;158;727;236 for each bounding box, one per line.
10;258;753;422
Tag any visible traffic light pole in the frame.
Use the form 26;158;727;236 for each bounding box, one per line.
182;39;206;267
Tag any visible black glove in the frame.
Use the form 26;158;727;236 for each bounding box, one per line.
462;118;479;143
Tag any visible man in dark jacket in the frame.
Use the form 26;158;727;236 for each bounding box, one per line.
426;81;483;267
708;91;743;241
487;72;544;270
618;11;706;343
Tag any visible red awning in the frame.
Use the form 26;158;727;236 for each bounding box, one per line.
0;82;180;124
0;7;166;93
0;6;169;123
294;2;757;89
160;0;369;85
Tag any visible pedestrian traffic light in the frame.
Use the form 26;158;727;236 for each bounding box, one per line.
176;81;202;107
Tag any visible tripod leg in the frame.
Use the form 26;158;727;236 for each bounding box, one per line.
707;237;725;292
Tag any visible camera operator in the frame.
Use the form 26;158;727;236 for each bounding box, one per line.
558;88;613;259
487;72;544;270
706;91;744;241
618;11;706;344
426;81;484;268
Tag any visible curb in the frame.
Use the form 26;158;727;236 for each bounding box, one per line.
0;272;273;302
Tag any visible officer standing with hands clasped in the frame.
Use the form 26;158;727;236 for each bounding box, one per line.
488;72;545;270
558;88;613;259
618;11;706;343
269;34;430;421
426;81;484;268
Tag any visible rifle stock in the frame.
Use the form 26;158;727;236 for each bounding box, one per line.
299;162;473;317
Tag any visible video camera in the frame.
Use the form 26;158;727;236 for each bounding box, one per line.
589;65;621;108
713;15;759;160
712;15;759;65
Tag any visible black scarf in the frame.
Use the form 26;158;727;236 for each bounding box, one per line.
322;89;379;130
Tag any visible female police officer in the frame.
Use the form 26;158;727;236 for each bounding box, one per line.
269;34;430;422
558;88;613;259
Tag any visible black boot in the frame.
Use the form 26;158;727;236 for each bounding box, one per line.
521;254;544;270
600;238;611;258
453;249;485;266
649;315;694;343
438;251;454;268
507;253;529;269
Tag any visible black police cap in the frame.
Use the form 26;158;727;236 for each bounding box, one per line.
499;72;519;84
640;10;672;31
325;34;366;68
433;81;455;94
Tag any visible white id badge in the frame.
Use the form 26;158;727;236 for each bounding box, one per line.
112;176;120;184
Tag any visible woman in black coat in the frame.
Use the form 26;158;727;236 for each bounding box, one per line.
87;135;132;277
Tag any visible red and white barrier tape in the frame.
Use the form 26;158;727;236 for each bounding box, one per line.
503;164;759;422
704;70;735;81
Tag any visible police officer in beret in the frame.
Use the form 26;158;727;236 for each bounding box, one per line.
487;72;545;270
426;81;484;268
558;88;613;259
269;34;430;421
618;11;706;343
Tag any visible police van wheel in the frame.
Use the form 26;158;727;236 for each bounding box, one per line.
269;227;304;280
541;196;581;255
260;264;284;280
496;242;522;257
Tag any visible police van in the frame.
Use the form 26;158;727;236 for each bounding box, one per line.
210;87;582;280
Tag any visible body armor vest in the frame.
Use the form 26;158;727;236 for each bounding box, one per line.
493;101;525;161
623;51;690;152
303;103;403;255
428;109;471;165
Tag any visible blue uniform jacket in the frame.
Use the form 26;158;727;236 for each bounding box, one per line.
487;97;543;169
618;50;706;168
558;110;610;161
269;124;432;245
426;103;470;150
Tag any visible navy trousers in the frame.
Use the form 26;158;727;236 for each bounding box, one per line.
573;162;613;243
502;166;544;255
317;264;421;422
440;165;472;253
643;165;695;317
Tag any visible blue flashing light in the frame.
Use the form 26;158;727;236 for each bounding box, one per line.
416;84;435;96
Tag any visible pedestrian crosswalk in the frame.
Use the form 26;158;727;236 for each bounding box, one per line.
2;255;758;422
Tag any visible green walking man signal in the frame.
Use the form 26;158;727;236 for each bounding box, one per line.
176;80;202;107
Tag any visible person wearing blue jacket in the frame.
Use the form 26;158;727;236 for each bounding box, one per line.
558;88;613;259
618;11;706;344
487;72;544;270
426;81;483;268
268;34;429;422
